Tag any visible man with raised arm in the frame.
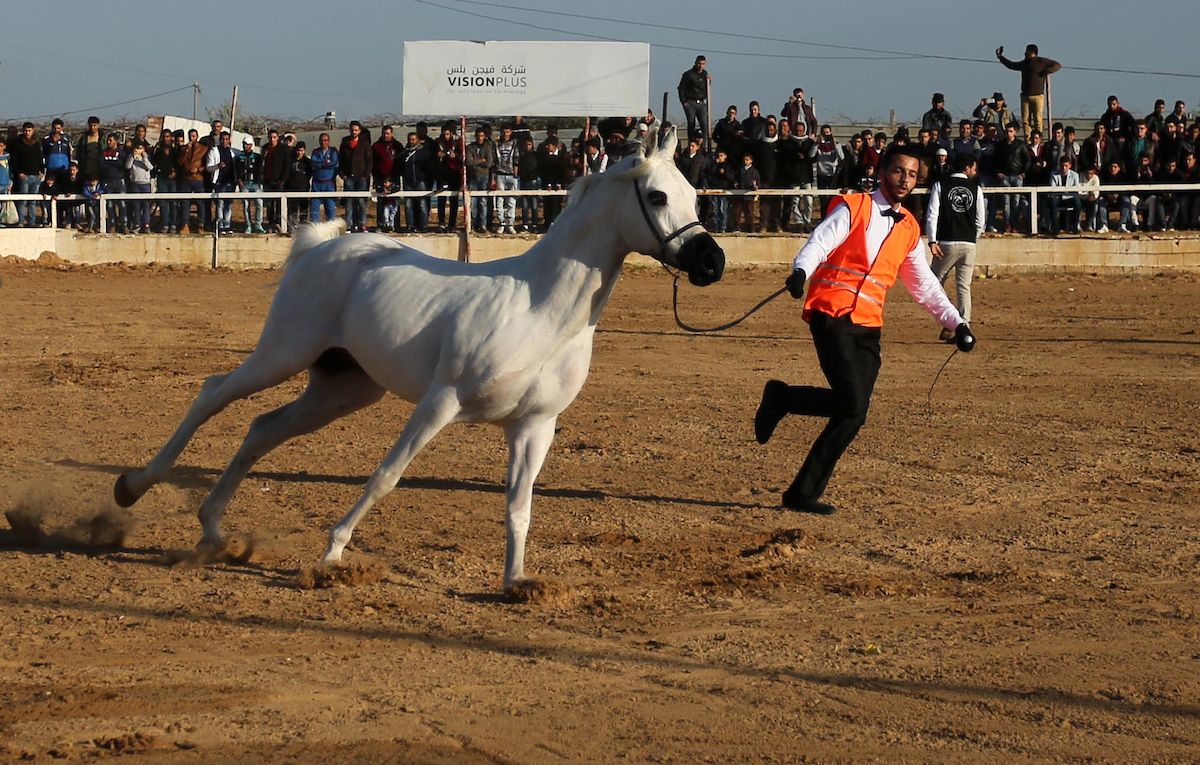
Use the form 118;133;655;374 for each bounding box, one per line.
996;43;1060;137
754;145;976;515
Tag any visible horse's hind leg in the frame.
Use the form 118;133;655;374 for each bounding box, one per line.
115;348;314;507
322;388;461;564
196;363;385;545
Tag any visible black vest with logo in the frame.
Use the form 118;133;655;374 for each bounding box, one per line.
936;175;980;243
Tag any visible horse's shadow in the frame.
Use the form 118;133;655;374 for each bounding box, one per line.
52;458;772;512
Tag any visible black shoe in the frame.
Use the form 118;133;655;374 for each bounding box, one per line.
781;490;837;515
754;379;789;444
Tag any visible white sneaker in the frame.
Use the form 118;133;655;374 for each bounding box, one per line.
1096;225;1109;233
1117;225;1130;233
505;225;516;234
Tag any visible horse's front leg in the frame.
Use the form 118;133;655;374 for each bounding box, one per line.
502;416;558;588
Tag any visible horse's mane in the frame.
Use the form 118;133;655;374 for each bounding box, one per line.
564;151;663;209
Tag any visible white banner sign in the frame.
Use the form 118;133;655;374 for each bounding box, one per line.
403;40;650;116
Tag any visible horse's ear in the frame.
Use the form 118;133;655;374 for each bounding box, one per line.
644;126;659;158
657;124;679;158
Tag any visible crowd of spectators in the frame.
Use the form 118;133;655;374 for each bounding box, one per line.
1;77;1198;237
662;81;1200;236
0;113;627;235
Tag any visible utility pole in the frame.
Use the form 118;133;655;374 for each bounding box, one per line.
192;82;200;121
229;85;239;134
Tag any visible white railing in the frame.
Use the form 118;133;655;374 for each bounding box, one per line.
2;182;1198;236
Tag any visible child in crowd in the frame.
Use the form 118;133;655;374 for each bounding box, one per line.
61;161;83;230
734;152;760;232
81;178;102;233
704;148;734;233
38;172;61;227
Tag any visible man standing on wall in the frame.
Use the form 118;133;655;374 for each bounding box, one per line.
677;55;711;146
996;44;1060;137
780;88;818;137
753;146;976;515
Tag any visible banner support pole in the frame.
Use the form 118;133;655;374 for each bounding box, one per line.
460;115;470;263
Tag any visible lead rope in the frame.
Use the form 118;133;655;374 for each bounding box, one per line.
666;267;788;333
926;346;959;416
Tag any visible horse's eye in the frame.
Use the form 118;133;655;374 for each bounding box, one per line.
647;190;668;206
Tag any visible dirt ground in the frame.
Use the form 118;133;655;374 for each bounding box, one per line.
0;257;1197;764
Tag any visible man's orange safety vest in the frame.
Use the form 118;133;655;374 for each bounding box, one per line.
803;193;920;328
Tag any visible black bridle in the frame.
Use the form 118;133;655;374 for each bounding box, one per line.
634;176;705;254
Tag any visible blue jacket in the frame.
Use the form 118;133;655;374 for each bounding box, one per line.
311;147;339;184
0;152;11;190
43;134;73;175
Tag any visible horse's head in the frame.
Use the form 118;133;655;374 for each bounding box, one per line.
620;126;725;287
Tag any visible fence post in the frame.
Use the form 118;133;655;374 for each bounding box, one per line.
50;198;58;230
281;196;288;235
1028;187;1038;236
99;195;107;233
211;190;220;269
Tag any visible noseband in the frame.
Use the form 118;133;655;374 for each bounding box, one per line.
634;177;704;253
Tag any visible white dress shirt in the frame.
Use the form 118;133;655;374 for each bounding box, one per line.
793;188;964;329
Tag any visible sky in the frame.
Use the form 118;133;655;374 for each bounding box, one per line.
1;0;1197;128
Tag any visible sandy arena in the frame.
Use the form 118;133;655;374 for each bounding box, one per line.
0;257;1197;763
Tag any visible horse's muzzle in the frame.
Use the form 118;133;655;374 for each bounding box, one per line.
676;232;725;287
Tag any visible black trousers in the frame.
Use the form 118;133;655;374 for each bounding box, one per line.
784;312;882;502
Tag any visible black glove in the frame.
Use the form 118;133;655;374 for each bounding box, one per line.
785;268;806;299
954;323;976;353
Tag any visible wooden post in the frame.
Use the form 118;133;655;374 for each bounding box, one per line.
229;86;239;135
704;80;712;153
1045;75;1053;136
459;116;470;263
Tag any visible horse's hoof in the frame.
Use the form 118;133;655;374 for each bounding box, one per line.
321;550;343;566
502;578;581;608
113;474;142;508
196;535;224;552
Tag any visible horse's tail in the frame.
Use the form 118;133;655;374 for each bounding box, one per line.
282;219;348;275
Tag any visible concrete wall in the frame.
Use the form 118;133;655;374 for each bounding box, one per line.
3;228;1199;273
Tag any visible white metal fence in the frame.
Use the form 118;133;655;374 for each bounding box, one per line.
2;183;1198;236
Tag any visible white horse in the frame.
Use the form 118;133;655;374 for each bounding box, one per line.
114;128;724;588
